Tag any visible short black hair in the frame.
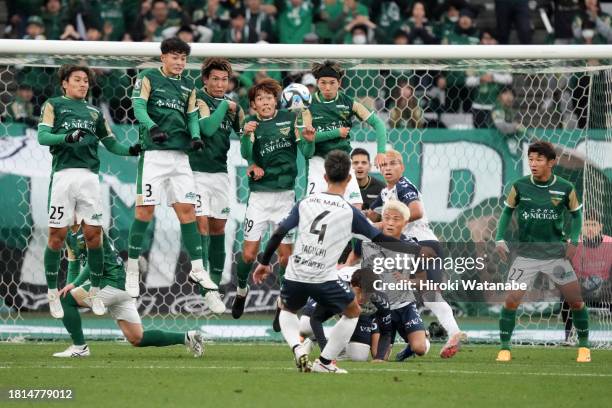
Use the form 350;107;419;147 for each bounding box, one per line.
350;147;370;161
58;64;93;87
350;268;377;294
160;37;191;56
230;8;245;19
324;150;352;183
528;141;556;161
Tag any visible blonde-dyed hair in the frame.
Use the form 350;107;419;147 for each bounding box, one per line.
385;149;404;164
382;200;411;221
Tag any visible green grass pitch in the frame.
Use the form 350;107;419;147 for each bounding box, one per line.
1;343;611;407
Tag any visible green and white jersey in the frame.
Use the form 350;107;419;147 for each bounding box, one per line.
131;68;197;151
309;91;372;158
505;174;582;259
189;90;244;173
39;96;114;174
246;109;302;192
65;229;126;290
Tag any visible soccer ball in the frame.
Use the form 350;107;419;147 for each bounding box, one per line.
281;83;312;111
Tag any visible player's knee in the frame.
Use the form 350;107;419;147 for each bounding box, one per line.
209;219;226;235
47;230;67;250
278;253;289;267
570;301;585;310
196;218;209;235
127;331;143;346
344;302;361;319
412;338;430;356
242;250;257;264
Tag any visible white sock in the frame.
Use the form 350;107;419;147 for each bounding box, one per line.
236;286;248;297
320;316;358;361
423;301;460;337
191;259;206;272
127;258;138;273
48;288;58;295
279;310;301;350
298;316;313;339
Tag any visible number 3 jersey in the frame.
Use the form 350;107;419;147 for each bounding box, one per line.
279;192;382;283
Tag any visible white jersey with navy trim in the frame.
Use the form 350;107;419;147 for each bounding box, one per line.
371;176;438;241
279;192;381;283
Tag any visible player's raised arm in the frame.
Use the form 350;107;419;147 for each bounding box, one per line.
352;100;387;168
295;109;315;158
187;89;204;150
240;120;257;164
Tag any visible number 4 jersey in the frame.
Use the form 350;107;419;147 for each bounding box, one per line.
280;192;382;283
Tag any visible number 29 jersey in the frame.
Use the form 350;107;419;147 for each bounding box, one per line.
281;192;381;284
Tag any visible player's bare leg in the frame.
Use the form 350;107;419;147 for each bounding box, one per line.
559;281;590;362
496;289;526;362
45;226;68;318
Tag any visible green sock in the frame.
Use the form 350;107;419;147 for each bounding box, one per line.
128;219;150;259
60;293;85;345
279;266;286;286
181;222;202;261
499;307;516;350
138;330;185;347
571;306;590;348
201;234;210;270
87;246;104;287
44;246;61;289
66;260;80;284
209;234;225;285
236;256;253;290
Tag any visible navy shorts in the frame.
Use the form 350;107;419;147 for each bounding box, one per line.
281;279;355;315
420;240;445;283
390;302;425;343
350;315;376;345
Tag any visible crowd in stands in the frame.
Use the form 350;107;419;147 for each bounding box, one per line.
2;0;609;139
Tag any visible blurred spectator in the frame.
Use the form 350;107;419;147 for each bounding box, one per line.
401;1;438;44
466;31;513;128
135;0;186;42
245;0;276;42
572;0;612;44
277;0;314;44
370;0;404;44
389;80;424;128
495;0;532;44
195;0;230;42
492;87;525;154
349;24;371;44
301;73;317;94
86;26;103;41
314;0;342;44
332;0;371;44
60;24;81;40
426;74;450;128
163;24;213;42
99;0;130;42
393;29;410;44
547;0;582;44
434;0;466;39
42;0;67;40
23;16;47;40
223;8;258;43
6;0;45;38
4;85;38;127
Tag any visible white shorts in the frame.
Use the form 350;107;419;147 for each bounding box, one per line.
72;286;141;324
307;156;363;205
194;172;230;219
136;150;197;207
48;168;103;228
243;190;295;244
507;256;578;288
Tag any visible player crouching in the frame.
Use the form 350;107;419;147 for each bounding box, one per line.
53;226;204;358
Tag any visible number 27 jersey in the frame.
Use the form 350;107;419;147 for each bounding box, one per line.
280;192;381;283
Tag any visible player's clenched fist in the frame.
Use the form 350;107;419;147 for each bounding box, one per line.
247;164;264;180
252;264;271;284
65;129;86;143
302;125;315;142
149;125;168;143
243;121;258;135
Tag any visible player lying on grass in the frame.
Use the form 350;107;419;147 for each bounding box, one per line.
233;78;315;320
299;268;393;362
366;149;466;358
495;141;590;363
253;150;430;373
308;60;388;208
38;64;141;319
189;57;245;314
347;200;431;361
54;225;203;358
125;38;221;309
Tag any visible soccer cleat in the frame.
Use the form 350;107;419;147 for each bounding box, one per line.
293;346;312;373
203;290;226;314
272;297;282;332
396;344;416;362
189;268;218;290
576;347;591;363
440;331;468;359
496;349;512;362
53;344;90;358
125;267;140;298
186;331;204;358
231;287;248;319
312;359;347;374
47;289;64;319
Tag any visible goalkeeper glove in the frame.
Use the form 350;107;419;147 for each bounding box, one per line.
128;143;142;156
190;138;204;151
65;129;86;143
149;126;168;144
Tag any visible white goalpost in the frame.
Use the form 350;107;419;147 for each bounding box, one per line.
0;40;610;348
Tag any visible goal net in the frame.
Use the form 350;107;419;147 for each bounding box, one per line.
0;41;610;347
